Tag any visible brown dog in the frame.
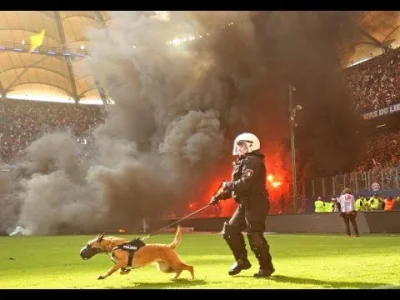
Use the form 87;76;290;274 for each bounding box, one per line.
80;225;194;281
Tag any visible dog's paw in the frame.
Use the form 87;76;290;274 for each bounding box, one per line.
97;275;105;280
120;270;130;275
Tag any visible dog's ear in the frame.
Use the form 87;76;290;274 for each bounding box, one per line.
97;232;105;242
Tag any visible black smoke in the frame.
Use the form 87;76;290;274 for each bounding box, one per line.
247;11;366;178
0;11;370;235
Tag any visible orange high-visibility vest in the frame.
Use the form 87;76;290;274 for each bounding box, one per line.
384;199;395;211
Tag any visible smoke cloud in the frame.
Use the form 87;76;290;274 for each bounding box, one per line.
0;11;369;235
252;11;366;178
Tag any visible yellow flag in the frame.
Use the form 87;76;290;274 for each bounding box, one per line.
29;29;46;53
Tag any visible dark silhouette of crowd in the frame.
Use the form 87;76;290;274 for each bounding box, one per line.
0;99;104;163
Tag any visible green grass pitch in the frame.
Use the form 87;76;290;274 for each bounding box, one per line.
0;232;399;289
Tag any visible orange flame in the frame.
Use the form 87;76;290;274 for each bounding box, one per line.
118;228;126;233
272;181;282;188
267;174;274;182
267;173;282;189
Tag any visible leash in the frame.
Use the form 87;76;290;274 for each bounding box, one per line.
141;204;212;241
140;181;226;241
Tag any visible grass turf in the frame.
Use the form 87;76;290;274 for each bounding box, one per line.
0;232;399;289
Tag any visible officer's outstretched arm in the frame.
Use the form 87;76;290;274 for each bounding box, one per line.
213;188;232;202
209;182;232;205
225;158;259;194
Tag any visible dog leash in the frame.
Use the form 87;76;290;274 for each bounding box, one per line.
140;182;226;241
140;203;212;241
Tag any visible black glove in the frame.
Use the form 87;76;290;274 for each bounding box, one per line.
209;196;219;206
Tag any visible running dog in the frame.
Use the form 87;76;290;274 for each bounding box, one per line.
80;225;194;280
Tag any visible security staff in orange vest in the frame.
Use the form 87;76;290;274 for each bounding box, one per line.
383;196;395;211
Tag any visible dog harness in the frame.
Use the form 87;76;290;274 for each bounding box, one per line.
111;238;146;270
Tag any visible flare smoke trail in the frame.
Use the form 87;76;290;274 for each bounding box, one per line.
0;11;369;235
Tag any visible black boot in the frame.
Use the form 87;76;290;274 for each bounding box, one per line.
228;257;252;276
248;233;275;278
222;222;252;276
253;267;275;278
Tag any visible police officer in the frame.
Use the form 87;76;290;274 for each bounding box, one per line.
209;133;275;278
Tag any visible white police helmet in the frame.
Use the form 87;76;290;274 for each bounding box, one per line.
232;133;261;155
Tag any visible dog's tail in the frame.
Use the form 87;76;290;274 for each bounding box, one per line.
168;225;183;250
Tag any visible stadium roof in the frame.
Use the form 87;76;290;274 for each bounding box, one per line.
0;11;399;105
339;11;400;68
0;11;111;105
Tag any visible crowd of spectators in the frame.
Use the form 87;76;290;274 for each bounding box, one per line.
349;129;400;190
354;130;400;172
274;47;400;212
0;99;104;163
345;47;400;114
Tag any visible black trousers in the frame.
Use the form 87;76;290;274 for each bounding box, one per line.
222;201;274;271
340;211;360;236
229;202;268;233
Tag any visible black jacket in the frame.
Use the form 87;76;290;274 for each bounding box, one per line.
220;150;269;206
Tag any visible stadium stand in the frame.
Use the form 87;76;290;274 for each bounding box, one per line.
346;47;400;114
0;99;104;162
0;12;112;105
0;12;111;163
1;11;400;214
354;128;400;172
